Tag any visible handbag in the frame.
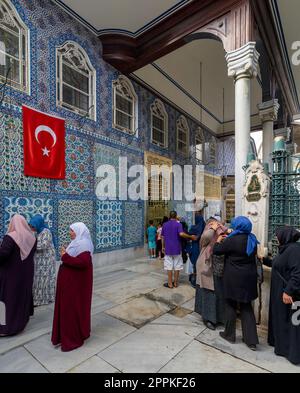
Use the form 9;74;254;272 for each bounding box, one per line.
212;254;224;277
275;268;300;302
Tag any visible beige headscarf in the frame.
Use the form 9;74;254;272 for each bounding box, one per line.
7;214;36;261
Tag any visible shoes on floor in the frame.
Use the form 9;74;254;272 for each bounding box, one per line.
248;344;257;351
204;321;216;331
219;331;236;344
163;283;173;289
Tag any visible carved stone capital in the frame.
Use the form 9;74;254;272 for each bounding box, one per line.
226;42;260;80
274;127;291;141
258;99;280;123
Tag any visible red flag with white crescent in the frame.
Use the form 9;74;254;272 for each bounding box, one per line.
23;105;66;179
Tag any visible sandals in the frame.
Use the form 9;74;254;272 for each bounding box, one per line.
164;283;173;289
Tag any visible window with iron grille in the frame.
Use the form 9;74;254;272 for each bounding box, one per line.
56;41;96;120
0;0;29;92
113;75;137;135
176;115;189;156
151;99;168;148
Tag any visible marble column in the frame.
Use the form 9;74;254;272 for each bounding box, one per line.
258;99;280;171
226;42;260;216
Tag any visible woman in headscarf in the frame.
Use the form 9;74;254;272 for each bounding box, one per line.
51;222;94;352
29;214;56;306
188;212;206;288
213;216;259;351
0;215;36;336
265;226;300;365
194;214;229;330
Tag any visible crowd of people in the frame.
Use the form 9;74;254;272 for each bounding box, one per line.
0;210;300;366
0;214;94;352
149;210;300;365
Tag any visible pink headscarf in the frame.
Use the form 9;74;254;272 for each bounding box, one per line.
7;214;36;261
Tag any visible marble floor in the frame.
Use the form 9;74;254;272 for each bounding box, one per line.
0;257;299;373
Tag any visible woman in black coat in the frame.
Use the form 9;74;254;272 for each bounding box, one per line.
213;216;259;350
0;215;36;336
265;226;300;365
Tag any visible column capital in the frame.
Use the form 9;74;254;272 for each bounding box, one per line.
274;127;291;141
258;99;280;123
226;42;260;80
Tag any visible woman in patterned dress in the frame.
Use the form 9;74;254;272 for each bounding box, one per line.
29;215;56;306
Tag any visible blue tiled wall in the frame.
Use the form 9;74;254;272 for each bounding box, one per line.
0;0;234;253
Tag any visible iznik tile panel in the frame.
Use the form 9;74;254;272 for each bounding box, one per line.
96;201;122;250
0;114;50;192
58;199;94;250
4;196;53;230
54;134;93;195
124;202;144;246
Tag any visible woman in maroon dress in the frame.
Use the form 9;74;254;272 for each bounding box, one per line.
0;215;36;336
51;222;93;352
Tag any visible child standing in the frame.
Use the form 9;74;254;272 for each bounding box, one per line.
156;223;163;259
147;221;157;259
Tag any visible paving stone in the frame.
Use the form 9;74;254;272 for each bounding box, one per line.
0;304;54;355
169;307;192;318
91;294;115;315
181;298;196;311
159;341;268;373
146;284;195;307
196;326;300;373
24;313;135;373
105;296;172;328
98;323;196;373
95;274;163;304
150;312;206;334
125;259;164;274
69;356;120;373
0;347;48;373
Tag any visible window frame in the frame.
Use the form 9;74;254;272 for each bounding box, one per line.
112;75;138;135
176;115;189;156
195;128;205;163
0;0;29;93
151;99;168;148
56;41;96;120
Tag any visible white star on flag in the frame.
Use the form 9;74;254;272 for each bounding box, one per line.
42;146;50;156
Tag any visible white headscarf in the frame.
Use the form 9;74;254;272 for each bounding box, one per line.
66;222;94;257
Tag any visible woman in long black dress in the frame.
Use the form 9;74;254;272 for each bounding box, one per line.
266;226;300;365
213;216;259;350
0;215;36;336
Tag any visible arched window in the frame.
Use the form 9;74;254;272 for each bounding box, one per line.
113;75;137;135
151;99;168;148
195;128;205;162
56;41;96;119
0;0;29;92
176;115;189;156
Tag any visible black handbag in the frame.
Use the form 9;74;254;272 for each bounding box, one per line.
275;269;300;302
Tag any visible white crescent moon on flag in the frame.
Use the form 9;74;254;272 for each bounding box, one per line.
35;125;57;148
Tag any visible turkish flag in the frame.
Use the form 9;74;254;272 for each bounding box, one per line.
23;105;66;179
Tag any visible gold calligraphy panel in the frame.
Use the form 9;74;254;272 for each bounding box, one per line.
144;152;172;226
204;173;221;200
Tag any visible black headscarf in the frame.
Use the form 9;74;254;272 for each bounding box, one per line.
276;226;300;254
